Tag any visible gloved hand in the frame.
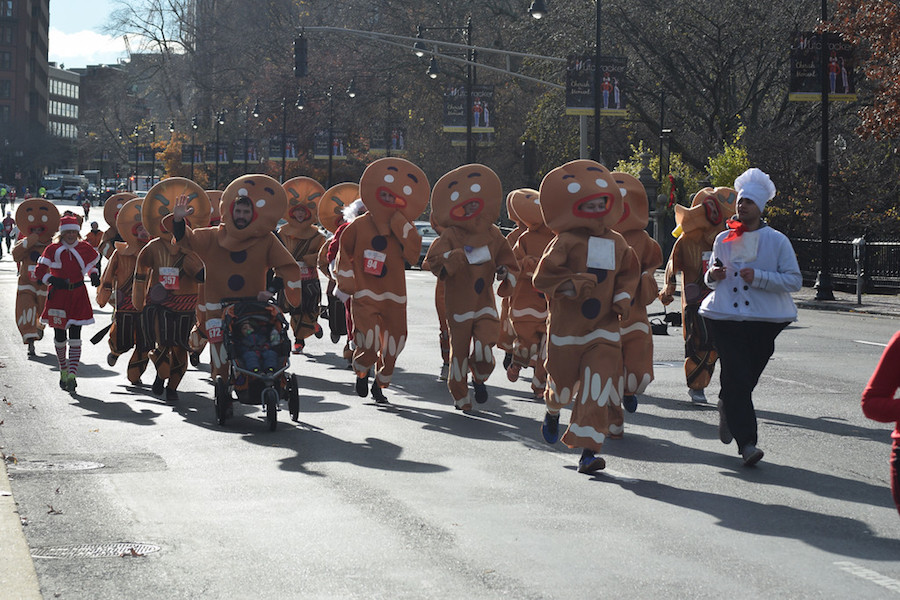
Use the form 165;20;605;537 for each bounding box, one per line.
48;275;67;288
90;272;101;287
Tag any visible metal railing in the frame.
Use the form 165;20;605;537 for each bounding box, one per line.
792;238;900;291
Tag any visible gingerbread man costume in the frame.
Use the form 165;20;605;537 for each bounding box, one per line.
12;198;59;355
609;171;663;425
659;187;736;403
497;191;526;369
533;159;640;473
335;158;429;402
98;192;135;260
506;187;553;398
423;164;517;410
97;197;152;384
278;176;327;352
133;178;210;401
171;174;303;381
186;189;224;364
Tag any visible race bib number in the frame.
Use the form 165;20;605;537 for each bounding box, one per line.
28;265;37;282
47;308;67;328
363;249;386;275
587;237;616;270
159;267;180;290
701;251;712;273
298;261;314;280
206;318;224;344
464;245;491;265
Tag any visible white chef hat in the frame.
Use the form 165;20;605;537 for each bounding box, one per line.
734;168;776;211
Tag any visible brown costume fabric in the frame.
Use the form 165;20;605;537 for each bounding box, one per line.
13;199;59;343
170;174;303;380
336;158;428;388
534;160;640;453
423;164;518;407
99;193;135;259
497;191;526;355
659;187;736;390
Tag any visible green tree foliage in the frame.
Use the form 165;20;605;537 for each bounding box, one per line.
706;125;750;188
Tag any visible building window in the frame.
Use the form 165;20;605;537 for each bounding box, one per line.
0;2;13;19
0;80;9;99
0;104;9;123
0;25;13;45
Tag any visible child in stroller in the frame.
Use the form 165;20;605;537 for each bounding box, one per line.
238;320;282;373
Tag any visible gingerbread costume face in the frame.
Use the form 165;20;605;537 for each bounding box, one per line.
15;198;59;244
430;164;503;234
508;188;542;231
611;172;649;232
281;176;325;237
143;177;211;241
539;160;623;236
115;198;151;252
317;183;360;233
673;187;737;243
104;192;137;228
206;190;223;226
358;157;429;225
215;174;287;248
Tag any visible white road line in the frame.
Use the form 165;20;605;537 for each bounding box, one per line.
766;376;842;394
834;561;900;594
855;340;889;348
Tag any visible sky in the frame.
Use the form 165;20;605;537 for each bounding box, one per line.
48;0;129;69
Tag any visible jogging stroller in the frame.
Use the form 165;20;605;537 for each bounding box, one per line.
214;298;300;430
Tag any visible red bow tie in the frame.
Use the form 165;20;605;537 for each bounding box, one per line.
722;219;746;243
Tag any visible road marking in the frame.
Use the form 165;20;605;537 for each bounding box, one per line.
834;561;900;594
855;340;889;348
766;376;842;394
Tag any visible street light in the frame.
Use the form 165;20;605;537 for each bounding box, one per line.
132;125;139;192
214;110;225;189
815;0;835;300
531;1;601;162
149;123;156;190
190;116;198;180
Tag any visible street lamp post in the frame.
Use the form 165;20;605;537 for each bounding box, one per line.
530;0;601;162
214;111;225;189
190;116;198;180
149;123;156;190
132;125;139;192
815;0;835;300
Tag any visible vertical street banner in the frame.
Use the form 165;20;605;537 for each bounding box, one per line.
313;130;349;161
442;85;495;133
232;139;260;164
204;142;229;164
565;54;627;117
789;31;857;102
268;135;300;162
181;144;192;164
369;125;407;156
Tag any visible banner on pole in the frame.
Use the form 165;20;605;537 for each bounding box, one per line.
313;130;348;161
442;85;495;133
789;31;857;102
565;54;627;117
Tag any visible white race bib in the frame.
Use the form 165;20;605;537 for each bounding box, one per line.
587;237;616;270
159;267;180;290
206;318;224;344
464;245;491;265
363;249;387;275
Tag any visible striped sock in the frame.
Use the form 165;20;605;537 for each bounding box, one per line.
55;341;68;373
67;339;82;377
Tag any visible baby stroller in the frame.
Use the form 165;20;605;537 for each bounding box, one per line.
214;298;300;430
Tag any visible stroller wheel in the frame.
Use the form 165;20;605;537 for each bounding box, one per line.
287;374;300;421
215;376;232;426
263;387;278;431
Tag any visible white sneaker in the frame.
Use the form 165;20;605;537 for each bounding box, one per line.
439;363;449;381
741;444;764;466
688;388;707;404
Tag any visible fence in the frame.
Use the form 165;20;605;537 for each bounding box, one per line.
792;238;900;292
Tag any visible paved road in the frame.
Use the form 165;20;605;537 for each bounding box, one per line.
1;246;899;599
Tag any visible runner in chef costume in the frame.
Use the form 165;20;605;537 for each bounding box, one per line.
133;178;210;402
423;164;518;410
278;176;327;353
658;186;737;404
97;197;152;384
533;159;640;474
506;187;553;399
335;157;429;403
12;198;59;356
170;174;304;382
609;172;663;429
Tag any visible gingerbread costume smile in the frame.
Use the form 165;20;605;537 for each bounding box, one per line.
573;193;613;218
450;197;484;221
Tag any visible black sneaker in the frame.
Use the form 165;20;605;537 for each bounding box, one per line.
371;381;388;404
502;352;513;369
107;352;118;366
165;388;179;403
152;376;165;396
473;382;488;404
355;373;369;398
541;412;560;444
189;352;201;367
314;324;324;339
623;394;638;413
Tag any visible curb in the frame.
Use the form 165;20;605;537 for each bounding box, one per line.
0;458;41;599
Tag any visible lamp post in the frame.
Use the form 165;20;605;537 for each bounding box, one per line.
149;123;156;190
415;19;475;163
815;0;835;300
214;110;225;189
132;125;139;192
531;0;601;162
190;116;198;180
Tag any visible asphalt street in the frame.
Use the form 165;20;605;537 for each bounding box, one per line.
1;223;899;599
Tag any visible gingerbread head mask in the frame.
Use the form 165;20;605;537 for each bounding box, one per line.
281;176;325;237
143;177;211;241
507;188;542;231
206;190;223;226
104;192;137;228
16;198;60;244
317;183;360;234
218;174;287;247
430;164;503;234
673;187;737;244
539;159;623;236
358;157;429;227
611;172;649;233
115;197;151;256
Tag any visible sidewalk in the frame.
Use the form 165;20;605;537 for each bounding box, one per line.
792;285;899;318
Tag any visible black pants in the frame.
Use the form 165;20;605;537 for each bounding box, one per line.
706;319;788;451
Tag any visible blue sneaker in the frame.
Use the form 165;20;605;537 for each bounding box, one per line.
541;412;560;444
577;450;606;474
623;394;638;413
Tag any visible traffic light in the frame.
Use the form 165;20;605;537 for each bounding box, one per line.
294;35;308;78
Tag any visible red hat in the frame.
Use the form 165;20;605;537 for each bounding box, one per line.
59;215;80;232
